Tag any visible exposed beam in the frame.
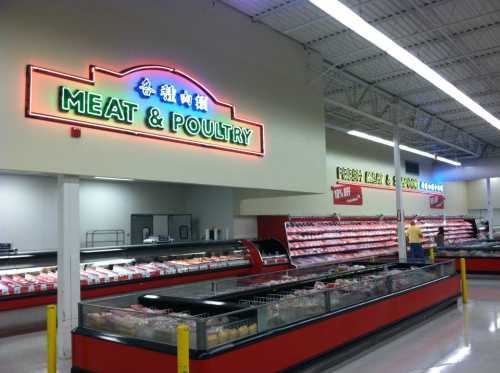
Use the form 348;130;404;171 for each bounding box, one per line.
419;89;500;109
305;0;453;47
335;21;500;71
436;102;500;117
366;46;500;86
325;98;479;156
329;8;500;66
397;71;500;98
322;61;486;153
251;0;305;20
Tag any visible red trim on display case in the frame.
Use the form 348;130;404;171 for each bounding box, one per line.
72;275;460;373
257;215;289;248
446;257;500;273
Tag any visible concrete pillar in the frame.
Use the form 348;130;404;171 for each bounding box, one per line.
57;175;80;367
486;178;494;239
393;123;406;261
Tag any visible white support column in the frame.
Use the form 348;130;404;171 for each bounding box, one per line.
57;175;80;367
393;123;407;261
486;178;494;239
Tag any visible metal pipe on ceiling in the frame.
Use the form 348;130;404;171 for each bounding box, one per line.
325;98;479;157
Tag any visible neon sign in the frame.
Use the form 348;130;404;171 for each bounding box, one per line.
336;166;443;194
26;64;265;156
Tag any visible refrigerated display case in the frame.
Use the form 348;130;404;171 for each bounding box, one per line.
437;240;500;273
0;239;291;312
72;260;460;373
258;215;478;267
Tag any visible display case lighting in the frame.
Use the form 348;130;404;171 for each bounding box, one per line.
94;177;134;181
0;265;55;276
347;130;461;166
310;0;500;132
0;254;34;260
81;248;124;254
82;258;134;267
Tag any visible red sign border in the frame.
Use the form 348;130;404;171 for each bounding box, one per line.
25;64;265;157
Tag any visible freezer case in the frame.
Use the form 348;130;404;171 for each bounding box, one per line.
73;260;460;373
438;240;500;273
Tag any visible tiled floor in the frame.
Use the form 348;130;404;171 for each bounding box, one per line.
1;278;499;373
315;278;500;373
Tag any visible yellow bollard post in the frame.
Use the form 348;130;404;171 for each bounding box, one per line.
429;247;435;263
177;324;190;373
460;258;468;304
47;304;57;373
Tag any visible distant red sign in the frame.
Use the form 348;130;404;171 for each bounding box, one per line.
332;184;363;205
430;194;445;209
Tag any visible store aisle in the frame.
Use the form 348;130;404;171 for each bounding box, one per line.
0;330;47;373
1;279;499;373
302;278;500;373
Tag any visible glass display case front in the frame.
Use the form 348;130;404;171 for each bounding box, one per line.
438;240;500;258
0;240;253;298
78;260;456;352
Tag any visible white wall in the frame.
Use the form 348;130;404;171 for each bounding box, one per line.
233;216;258;239
0;0;325;193
434;157;500;181
466;178;500;209
236;129;468;217
80;180;186;246
185;186;235;241
0;174;58;251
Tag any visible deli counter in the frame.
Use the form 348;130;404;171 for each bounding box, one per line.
0;239;290;330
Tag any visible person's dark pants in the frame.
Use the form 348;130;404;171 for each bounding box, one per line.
409;243;425;262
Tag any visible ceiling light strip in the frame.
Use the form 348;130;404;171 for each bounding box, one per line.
347;130;461;166
310;0;500;131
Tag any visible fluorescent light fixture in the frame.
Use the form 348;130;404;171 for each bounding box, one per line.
310;0;500;131
436;156;462;166
347;130;461;166
399;145;435;159
94;176;134;181
348;130;394;147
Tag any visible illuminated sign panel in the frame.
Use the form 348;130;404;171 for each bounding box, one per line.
336;166;443;194
26;65;265;156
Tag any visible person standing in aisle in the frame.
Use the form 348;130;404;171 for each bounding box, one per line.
434;226;446;248
406;220;424;261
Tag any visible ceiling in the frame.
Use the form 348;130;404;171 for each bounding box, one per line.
221;0;500;160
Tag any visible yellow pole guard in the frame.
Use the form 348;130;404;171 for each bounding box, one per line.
460;258;468;304
177;323;190;373
429;247;435;263
47;304;57;373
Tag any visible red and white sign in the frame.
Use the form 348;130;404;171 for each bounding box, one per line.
332;184;363;205
430;194;445;209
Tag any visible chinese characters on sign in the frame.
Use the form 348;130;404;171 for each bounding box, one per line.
332;184;363;205
137;77;208;112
